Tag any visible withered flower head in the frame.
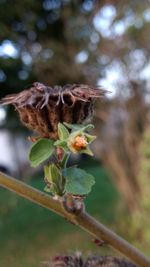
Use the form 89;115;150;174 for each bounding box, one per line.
0;82;105;140
41;253;137;267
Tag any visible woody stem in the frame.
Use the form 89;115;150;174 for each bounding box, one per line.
0;172;150;267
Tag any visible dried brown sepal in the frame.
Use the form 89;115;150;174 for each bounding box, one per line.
0;82;105;140
40;253;137;267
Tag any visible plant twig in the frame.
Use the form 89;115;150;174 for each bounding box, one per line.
0;172;150;267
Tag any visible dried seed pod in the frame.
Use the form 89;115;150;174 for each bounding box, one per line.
40;253;137;267
0;82;105;140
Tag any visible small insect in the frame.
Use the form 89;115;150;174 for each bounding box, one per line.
0;82;105;140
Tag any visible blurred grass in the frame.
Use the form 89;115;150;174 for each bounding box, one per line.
0;160;120;267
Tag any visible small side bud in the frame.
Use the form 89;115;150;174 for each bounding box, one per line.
44;164;64;196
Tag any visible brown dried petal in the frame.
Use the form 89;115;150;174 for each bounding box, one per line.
0;82;105;140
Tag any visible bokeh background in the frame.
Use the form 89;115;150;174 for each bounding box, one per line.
0;1;150;266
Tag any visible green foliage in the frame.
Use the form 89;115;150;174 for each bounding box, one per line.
29;139;54;167
63;167;95;195
0;165;119;267
54;139;68;152
55;123;96;156
58;122;70;140
64;123;94;132
28;123;96;197
118;127;150;255
44;164;61;185
44;164;64;196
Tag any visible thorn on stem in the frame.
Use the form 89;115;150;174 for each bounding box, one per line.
93;238;108;247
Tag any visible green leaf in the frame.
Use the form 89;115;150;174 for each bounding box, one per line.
54;139;68;152
44;184;58;195
44;164;61;184
61;153;70;168
58;123;69;140
44;185;51;193
44;163;65;196
80;147;94;156
64;122;94;132
54;139;67;146
63;122;83;131
85;133;96;143
29;139;54;167
63;167;95;195
82;124;95;131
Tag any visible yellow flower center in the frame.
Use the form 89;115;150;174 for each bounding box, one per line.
72;135;88;151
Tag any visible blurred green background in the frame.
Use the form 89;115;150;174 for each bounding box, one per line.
0;1;150;266
0;161;120;267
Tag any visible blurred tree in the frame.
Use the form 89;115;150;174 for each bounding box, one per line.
0;0;149;100
0;0;150;209
117;127;150;255
93;80;149;211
